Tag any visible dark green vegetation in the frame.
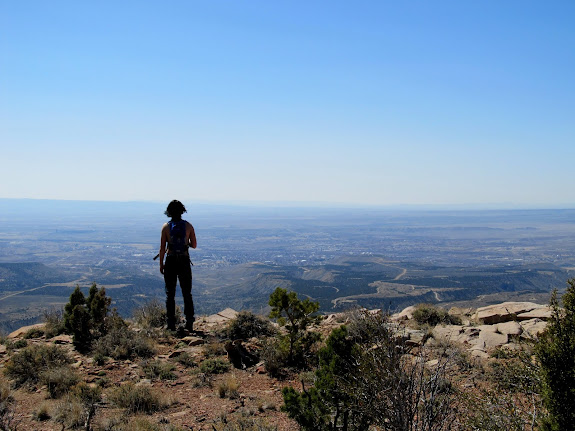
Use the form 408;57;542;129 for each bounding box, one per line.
268;287;321;368
536;279;575;430
282;312;457;431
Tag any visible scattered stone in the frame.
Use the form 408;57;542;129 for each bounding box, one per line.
168;350;186;359
405;329;427;347
182;336;205;346
469;346;489;359
0;345;7;355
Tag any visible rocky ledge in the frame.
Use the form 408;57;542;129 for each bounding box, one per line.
390;301;551;359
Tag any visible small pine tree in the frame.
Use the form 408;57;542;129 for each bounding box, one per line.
536;278;575;430
63;286;86;334
86;283;111;335
62;284;112;353
269;287;320;366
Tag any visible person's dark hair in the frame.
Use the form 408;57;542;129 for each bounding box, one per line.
164;200;187;219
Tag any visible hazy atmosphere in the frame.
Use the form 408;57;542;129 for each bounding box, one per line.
1;1;574;207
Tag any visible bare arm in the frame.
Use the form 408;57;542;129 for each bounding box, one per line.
159;223;169;274
188;223;197;249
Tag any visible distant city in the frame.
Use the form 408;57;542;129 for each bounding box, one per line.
1;199;574;332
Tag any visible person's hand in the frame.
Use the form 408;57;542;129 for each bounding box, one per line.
160;264;164;274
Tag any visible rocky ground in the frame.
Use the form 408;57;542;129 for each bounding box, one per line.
0;302;551;431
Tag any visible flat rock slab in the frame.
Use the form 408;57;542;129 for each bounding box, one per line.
517;307;552;321
7;323;45;339
204;308;239;324
475;302;545;324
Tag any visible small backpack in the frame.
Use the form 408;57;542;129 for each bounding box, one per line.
169;220;188;254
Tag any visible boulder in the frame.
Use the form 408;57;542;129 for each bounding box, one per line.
475;302;545;324
431;325;464;343
496;321;523;336
476;330;508;349
520;318;548;339
391;305;417;321
204;308;238;324
8;323;45;339
218;308;239;320
405;329;427;347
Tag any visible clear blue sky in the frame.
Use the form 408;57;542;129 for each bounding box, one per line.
1;1;574;207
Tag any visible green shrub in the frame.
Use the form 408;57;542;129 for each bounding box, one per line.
43;308;66;338
224;311;277;340
213;417;277;431
412;304;461;327
283;311;458;431
108;383;167;413
33;402;51;421
200;358;230;375
23;327;45;339
12;339;27;349
133;298;168;329
4;344;71;388
142;359;177;381
218;375;240;399
203;342;225;358
99;416;185;431
260;337;290;377
53;394;86;429
40;366;80;399
92;321;155;360
0;376;14;429
174;352;196;368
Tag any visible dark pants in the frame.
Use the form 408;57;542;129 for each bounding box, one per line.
164;254;194;328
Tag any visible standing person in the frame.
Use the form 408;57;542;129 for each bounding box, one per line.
159;200;197;332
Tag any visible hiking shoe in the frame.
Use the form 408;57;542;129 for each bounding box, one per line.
185;317;195;332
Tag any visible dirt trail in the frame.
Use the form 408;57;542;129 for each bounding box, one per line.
394;268;407;280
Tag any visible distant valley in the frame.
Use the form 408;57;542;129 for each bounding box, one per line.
1;199;574;332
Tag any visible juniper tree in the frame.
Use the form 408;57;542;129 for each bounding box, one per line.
536;278;575;430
